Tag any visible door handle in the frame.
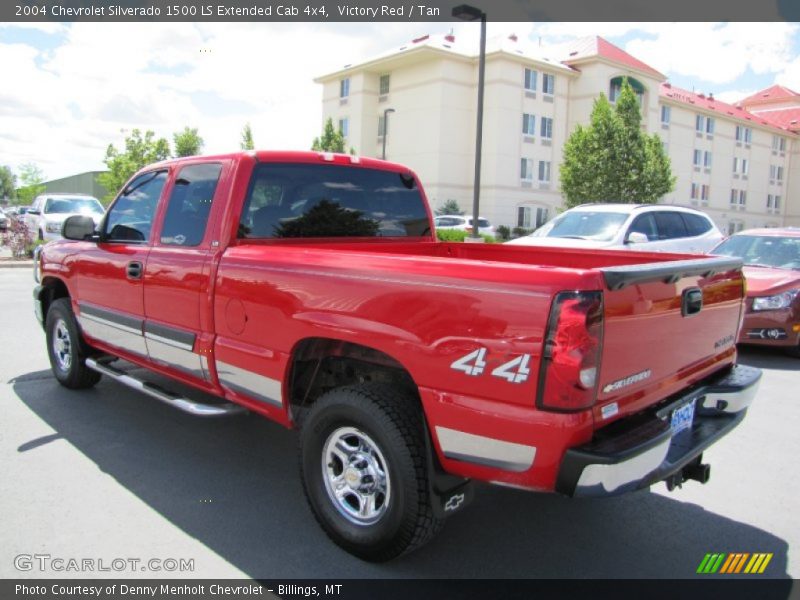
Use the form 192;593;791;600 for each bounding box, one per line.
127;261;143;280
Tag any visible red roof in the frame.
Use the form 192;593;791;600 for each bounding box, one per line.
739;85;800;107
659;83;797;134
756;108;800;133
561;36;665;80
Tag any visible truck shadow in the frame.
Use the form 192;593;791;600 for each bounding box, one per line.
11;370;791;580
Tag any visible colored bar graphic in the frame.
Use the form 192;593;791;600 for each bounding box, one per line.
699;552;773;575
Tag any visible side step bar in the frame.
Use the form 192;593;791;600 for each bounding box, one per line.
86;358;247;417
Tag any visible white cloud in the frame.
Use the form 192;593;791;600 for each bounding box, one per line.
1;22;798;183
625;22;798;85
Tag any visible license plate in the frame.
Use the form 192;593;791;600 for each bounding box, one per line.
670;400;696;435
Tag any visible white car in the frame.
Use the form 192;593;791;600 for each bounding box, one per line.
506;204;723;253
434;215;496;238
26;194;105;242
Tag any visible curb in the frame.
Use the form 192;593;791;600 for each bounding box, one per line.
0;261;34;269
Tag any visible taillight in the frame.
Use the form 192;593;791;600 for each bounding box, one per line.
537;291;604;412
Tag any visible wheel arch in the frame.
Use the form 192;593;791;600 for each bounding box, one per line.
286;336;422;424
38;276;72;322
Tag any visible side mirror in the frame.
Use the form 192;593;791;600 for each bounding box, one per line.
625;231;649;244
62;215;97;241
27;209;40;215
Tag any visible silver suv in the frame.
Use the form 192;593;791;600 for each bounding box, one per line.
507;204;723;253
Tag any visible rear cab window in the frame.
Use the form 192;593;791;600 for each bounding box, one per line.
160;163;222;246
238;163;430;239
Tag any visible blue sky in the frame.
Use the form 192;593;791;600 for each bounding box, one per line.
1;22;798;181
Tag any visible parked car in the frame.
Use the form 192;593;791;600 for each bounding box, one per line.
0;207;7;231
711;228;800;356
26;194;105;242
507;204;723;253
434;215;496;238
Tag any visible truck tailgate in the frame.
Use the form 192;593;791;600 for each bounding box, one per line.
593;256;744;426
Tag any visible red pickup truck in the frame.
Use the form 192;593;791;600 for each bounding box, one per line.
33;151;760;561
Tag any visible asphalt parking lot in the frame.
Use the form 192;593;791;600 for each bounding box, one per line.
1;267;798;580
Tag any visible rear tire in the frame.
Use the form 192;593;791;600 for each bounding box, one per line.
45;298;101;389
299;383;443;561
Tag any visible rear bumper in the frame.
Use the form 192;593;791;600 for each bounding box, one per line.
556;364;761;497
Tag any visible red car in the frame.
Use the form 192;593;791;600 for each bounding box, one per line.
712;228;800;356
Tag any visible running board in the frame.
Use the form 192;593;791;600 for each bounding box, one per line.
86;358;247;417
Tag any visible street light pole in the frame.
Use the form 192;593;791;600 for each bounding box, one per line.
381;108;395;160
452;4;487;241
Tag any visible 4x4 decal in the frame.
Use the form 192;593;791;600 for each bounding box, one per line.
450;348;532;384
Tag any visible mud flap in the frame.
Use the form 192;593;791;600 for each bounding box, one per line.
423;422;474;518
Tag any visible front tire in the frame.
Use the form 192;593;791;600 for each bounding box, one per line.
299;384;442;561
45;298;101;389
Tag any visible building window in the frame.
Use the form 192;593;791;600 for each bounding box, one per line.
701;184;710;201
767;194;782;211
520;158;534;181
522;113;536;136
377;115;386;137
733;157;747;174
736;125;752;144
542;73;554;95
379;74;390;96
524;68;537;92
540;117;553;139
706;117;715;135
340;78;350;98
695;115;704;132
727;221;744;235
693;150;702;167
518;206;549;228
741;158;748;175
772;135;786;152
660;105;671;124
704;151;712;168
338;118;349;138
730;189;746;207
777;166;784;181
690;183;699;199
538;160;551;183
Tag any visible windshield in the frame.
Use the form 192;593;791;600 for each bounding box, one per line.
44;197;104;215
713;235;800;270
531;210;628;242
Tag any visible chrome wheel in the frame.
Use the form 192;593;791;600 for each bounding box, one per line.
322;426;391;526
52;318;73;373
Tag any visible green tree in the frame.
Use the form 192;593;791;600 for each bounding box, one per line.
240;123;255;150
97;129;170;202
435;199;464;216
560;78;675;207
173;126;204;157
311;118;354;153
0;165;17;200
17;163;46;205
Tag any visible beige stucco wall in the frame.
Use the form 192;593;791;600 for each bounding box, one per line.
318;46;799;233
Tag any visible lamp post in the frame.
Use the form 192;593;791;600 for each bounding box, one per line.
452;3;486;240
381;108;395;160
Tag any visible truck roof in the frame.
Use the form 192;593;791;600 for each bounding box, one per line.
149;150;412;173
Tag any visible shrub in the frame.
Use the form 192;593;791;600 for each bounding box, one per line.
495;225;511;241
436;229;495;243
0;217;34;259
512;227;533;238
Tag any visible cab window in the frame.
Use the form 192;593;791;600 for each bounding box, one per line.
104;171;168;243
160;163;222;246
